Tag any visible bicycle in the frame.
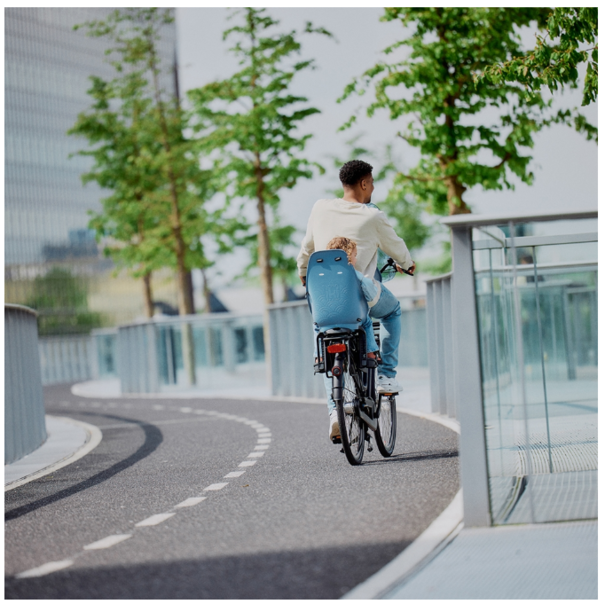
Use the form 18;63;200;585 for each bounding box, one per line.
306;250;412;465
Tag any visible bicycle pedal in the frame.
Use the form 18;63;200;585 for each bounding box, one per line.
331;436;342;444
340;447;344;454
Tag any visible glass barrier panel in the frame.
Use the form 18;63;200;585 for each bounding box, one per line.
474;224;597;525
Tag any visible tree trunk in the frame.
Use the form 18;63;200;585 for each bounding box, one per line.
253;153;273;386
200;267;212;314
445;175;471;215
254;158;274;306
142;271;154;318
147;34;196;386
282;276;289;303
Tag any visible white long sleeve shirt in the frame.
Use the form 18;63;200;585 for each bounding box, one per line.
297;198;413;279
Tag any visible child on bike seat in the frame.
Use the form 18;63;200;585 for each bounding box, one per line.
326;236;381;355
318;237;380;440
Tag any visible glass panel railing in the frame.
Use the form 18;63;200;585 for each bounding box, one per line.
474;221;597;525
154;314;266;392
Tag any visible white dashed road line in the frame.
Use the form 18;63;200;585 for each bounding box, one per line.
14;406;272;581
203;482;229;492
16;560;74;579
175;497;207;508
135;513;176;527
84;534;132;550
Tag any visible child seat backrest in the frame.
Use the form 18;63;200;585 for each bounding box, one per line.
306;249;368;331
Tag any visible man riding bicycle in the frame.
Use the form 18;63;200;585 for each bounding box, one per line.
297;160;416;438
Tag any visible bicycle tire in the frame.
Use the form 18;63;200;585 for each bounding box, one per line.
375;394;397;457
336;360;366;465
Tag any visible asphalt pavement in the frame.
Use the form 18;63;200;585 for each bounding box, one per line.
5;383;459;599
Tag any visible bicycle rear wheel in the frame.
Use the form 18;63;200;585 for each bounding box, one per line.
336;362;366;465
375;394;397;457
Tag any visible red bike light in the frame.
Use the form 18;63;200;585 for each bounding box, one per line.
327;343;347;353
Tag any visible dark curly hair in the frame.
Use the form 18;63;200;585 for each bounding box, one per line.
339;160;373;186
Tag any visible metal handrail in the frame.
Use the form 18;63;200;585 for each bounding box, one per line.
5;303;39;317
473;231;597;250
442;208;597;227
474;261;597;275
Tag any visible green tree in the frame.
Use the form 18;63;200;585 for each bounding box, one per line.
26;268;103;336
339;8;553;216
70;8;216;318
69;71;167;318
188;7;331;307
482;8;598;106
481;8;598;142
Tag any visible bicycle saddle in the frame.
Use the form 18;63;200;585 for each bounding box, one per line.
306;249;368;331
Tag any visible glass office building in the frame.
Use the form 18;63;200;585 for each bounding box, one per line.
5;8;179;332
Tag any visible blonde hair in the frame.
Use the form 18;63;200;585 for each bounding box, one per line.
327;236;357;265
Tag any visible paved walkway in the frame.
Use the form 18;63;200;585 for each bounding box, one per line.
5;416;101;490
6;374;597;599
383;520;597;599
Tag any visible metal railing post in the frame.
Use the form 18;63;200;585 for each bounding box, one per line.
426;282;440;414
442;277;456;419
450;225;491;527
5;305;47;464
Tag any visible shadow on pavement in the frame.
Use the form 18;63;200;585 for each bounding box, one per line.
5;413;163;522
364;449;458;466
5;539;412;599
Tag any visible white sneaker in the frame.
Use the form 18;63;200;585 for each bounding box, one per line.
377;375;402;394
329;411;340;439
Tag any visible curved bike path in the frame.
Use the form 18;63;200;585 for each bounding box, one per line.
5;383;459;599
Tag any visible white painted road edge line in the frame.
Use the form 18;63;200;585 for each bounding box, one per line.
84;534;132;550
5;417;103;492
396;406;461;434
135;513;176;527
16;560;74;579
342;490;464;600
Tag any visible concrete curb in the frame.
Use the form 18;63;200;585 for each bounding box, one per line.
342;408;461;599
342;491;464;599
5;416;103;491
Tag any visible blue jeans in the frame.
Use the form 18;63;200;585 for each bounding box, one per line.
316;284;401;414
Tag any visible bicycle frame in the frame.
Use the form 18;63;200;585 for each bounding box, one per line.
315;327;380;432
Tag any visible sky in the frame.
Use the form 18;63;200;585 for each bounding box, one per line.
175;7;598;288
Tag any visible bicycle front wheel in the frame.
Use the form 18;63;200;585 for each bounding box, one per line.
375;394;397;457
336;362;366;465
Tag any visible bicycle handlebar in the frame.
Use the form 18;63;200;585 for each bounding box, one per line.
380;257;415;276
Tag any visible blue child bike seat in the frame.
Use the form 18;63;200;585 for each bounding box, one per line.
306;249;368;331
